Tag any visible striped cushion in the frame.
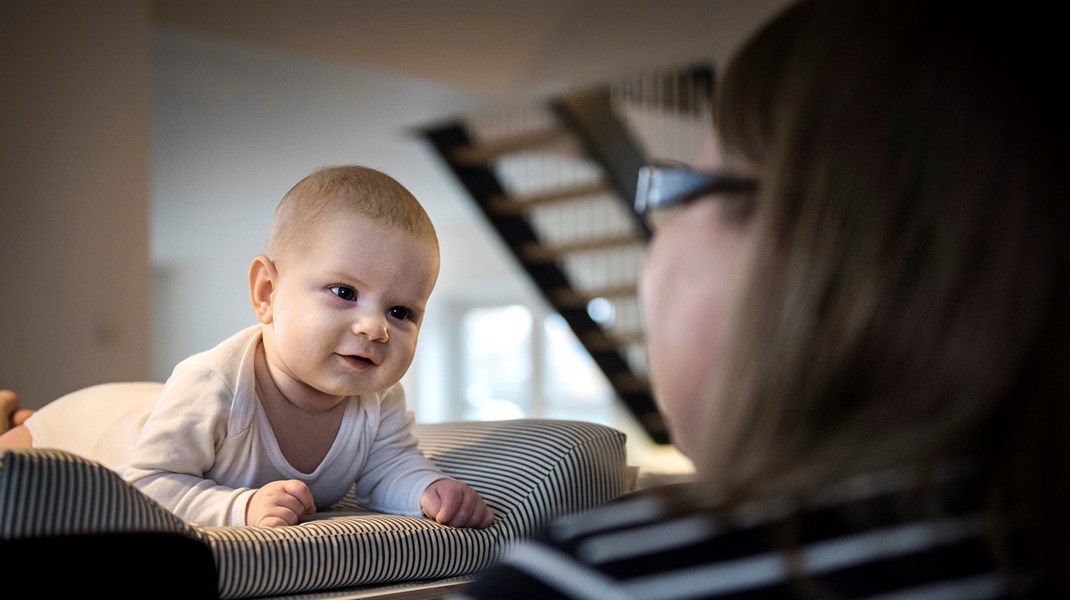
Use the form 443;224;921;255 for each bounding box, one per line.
0;418;630;599
0;448;196;538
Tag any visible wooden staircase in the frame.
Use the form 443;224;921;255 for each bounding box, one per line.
421;65;715;444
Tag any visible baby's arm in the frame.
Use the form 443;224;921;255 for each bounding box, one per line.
123;367;264;526
247;479;316;527
420;478;495;528
354;385;455;515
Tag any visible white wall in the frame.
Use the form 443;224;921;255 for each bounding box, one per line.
1;1;153;408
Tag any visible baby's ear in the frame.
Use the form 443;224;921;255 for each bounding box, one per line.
249;255;278;324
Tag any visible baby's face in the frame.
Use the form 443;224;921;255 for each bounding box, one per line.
262;211;439;404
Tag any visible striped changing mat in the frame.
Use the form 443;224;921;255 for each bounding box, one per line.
0;418;631;598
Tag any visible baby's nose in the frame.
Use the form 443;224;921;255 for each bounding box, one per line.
353;312;389;342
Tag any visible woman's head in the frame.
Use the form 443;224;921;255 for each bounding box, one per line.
645;0;1067;553
638;152;759;461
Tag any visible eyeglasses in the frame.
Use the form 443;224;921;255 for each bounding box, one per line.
634;161;758;231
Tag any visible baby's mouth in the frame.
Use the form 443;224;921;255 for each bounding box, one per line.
340;354;375;367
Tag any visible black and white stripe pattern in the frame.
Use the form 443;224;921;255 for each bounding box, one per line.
414;419;631;537
456;470;1019;600
0;448;194;539
1;419;631;599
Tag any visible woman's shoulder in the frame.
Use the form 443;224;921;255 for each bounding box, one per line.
459;468;1013;600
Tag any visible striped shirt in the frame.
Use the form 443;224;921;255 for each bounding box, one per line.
454;467;1047;599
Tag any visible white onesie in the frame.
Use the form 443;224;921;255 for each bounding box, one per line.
25;325;447;526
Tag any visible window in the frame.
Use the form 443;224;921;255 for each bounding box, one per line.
458;304;615;425
444;300;695;480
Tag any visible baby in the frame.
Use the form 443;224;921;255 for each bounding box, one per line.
0;165;494;529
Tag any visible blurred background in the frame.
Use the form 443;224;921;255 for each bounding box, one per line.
1;0;789;477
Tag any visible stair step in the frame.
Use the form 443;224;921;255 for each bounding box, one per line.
449;128;578;165
580;329;646;352
518;233;644;263
609;371;650;395
549;284;637;308
485;182;612;215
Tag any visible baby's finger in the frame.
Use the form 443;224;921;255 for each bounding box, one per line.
252;502;304;527
463;500;494;528
475;504;496;528
434;490;461;524
448;501;474;527
282;479;316;516
254;514;291;528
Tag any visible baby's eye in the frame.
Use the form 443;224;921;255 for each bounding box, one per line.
388;306;414;321
329;286;357;302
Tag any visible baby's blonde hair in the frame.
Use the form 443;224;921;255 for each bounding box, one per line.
265;165;438;259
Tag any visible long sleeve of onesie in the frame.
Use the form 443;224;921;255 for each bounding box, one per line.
352;384;448;515
122;325;449;527
122;347;260;527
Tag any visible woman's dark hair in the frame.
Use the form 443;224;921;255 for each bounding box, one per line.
704;0;1068;587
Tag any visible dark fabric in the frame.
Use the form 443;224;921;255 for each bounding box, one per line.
4;532;218;599
456;468;1051;599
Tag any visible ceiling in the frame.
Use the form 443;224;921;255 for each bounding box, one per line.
149;0;791;96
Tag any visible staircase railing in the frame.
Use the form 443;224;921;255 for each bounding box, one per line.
421;64;715;444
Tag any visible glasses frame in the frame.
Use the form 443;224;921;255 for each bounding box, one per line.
634;161;758;232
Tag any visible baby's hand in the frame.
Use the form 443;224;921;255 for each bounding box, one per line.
420;478;495;528
247;479;315;527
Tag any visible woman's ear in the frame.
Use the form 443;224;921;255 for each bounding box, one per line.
249;255;278;324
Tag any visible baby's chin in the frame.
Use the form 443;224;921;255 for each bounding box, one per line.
312;375;403;399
